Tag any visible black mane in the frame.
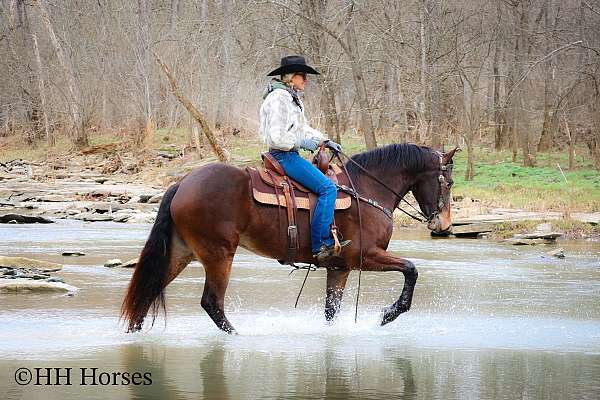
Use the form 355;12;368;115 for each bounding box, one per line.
345;143;435;179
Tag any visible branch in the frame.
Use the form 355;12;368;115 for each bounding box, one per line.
267;0;351;57
583;1;600;17
154;52;228;163
504;40;583;106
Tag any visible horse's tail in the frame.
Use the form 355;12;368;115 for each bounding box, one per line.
121;183;180;332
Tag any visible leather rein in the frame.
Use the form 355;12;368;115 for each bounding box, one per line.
333;149;450;224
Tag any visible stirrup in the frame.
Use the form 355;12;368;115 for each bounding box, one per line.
313;240;351;263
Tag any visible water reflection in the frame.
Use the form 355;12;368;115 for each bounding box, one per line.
122;345;187;400
199;343;230;400
1;221;600;399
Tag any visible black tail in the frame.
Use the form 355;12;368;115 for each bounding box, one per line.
121;183;180;332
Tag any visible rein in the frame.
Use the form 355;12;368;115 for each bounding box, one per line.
335;149;430;223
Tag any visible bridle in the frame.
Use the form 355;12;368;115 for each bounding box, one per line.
334;149;451;224
423;152;453;224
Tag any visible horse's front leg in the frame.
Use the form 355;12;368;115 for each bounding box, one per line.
325;268;350;322
362;248;418;326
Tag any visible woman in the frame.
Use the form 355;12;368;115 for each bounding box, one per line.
259;55;349;263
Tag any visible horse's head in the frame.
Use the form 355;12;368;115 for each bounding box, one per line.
410;147;458;234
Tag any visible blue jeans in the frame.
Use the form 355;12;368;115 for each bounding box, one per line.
270;149;336;252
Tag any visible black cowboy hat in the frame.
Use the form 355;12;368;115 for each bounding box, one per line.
267;55;320;76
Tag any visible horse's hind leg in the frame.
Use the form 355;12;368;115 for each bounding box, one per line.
200;254;237;334
183;236;238;334
325;268;350;322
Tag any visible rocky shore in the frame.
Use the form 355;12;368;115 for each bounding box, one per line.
0;256;77;294
0;160;164;224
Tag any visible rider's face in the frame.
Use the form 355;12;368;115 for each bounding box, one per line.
291;73;307;91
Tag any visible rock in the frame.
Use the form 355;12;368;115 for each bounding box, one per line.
451;222;495;237
547;248;565;258
104;259;122;268
112;215;130;223
127;195;142;204
89;202;129;214
72;212;114;222
124;213;155;224
505;238;552;246
138;194;153;203
0;256;63;272
62;251;85;257
0;278;78;294
147;194;163;204
94;177;108;184
120;258;138;268
514;232;563;240
35;194;70;202
0;214;53;224
15;272;50;280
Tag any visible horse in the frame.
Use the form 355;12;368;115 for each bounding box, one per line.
122;143;457;334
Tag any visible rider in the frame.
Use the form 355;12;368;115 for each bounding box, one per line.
259;55;350;263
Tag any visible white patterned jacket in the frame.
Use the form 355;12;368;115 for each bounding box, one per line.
259;88;325;151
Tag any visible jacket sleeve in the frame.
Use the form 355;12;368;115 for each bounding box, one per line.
260;90;298;151
304;125;326;142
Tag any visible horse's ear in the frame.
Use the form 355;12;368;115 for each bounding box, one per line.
442;146;461;164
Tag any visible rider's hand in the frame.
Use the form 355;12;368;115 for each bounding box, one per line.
299;138;319;152
324;139;342;153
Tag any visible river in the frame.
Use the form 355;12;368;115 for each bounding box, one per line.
1;221;599;399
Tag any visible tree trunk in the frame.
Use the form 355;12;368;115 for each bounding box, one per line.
31;26;51;146
136;0;153;150
345;1;376;149
215;0;232;133
537;0;554;152
462;79;475;181
492;34;504;149
34;0;87;147
518;2;535;167
418;0;430;146
303;0;341;143
397;81;409;143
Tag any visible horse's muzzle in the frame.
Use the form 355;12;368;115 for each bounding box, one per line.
427;214;452;234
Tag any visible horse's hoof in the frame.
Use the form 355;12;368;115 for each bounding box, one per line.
380;306;396;326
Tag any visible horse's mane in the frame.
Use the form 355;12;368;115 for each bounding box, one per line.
345;143;434;180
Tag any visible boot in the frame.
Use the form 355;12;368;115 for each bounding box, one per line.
313;240;351;264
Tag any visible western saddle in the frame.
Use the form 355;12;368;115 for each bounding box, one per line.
246;145;351;265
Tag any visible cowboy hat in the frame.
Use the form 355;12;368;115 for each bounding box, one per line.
267;55;320;76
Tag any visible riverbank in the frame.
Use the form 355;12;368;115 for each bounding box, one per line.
1;133;599;239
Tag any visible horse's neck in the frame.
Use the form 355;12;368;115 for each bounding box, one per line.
353;169;413;210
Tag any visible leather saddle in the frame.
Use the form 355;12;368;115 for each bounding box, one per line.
245;146;351;265
247;151;351;211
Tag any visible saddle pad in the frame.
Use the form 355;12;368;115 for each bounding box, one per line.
247;167;351;210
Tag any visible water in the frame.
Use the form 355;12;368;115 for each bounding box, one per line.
1;220;600;399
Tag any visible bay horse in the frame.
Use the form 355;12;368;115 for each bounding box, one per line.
122;143;457;334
